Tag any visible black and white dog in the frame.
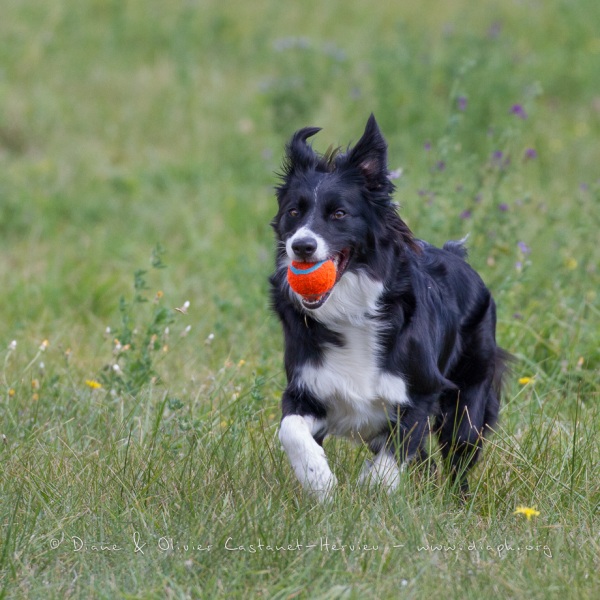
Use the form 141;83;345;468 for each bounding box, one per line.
270;115;508;501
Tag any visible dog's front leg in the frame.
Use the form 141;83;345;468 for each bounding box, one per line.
359;446;404;491
279;414;336;502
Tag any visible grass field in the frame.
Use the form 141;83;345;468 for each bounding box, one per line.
1;0;599;598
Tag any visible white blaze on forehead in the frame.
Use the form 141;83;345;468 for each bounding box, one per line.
313;176;324;205
286;226;331;262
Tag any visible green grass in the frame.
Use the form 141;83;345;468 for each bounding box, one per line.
1;0;599;598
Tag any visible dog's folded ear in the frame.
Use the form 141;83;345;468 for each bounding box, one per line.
285;126;322;173
346;114;389;190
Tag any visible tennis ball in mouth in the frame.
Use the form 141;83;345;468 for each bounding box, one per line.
287;260;337;299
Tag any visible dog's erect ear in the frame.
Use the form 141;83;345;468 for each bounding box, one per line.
285;126;321;173
346;114;389;189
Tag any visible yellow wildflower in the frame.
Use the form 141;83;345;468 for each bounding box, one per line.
518;376;534;385
8;388;15;397
514;506;540;520
565;258;578;270
85;379;102;390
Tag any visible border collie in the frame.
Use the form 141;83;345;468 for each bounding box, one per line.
270;115;508;501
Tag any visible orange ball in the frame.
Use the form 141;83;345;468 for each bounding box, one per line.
287;260;337;299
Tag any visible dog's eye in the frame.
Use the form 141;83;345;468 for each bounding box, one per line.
332;209;347;219
288;208;299;217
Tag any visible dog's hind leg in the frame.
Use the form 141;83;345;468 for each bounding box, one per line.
436;295;505;496
435;381;499;496
393;397;439;459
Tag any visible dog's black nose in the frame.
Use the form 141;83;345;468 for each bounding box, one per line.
291;237;317;259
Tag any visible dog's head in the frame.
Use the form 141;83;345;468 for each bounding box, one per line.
272;115;414;310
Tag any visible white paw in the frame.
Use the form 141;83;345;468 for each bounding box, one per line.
359;451;402;492
307;470;338;503
279;414;336;502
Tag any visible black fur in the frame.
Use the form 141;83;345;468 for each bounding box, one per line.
270;115;509;495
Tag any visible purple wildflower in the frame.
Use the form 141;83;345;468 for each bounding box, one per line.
510;104;527;119
435;161;446;172
517;241;531;255
457;96;468;111
350;86;361;100
492;150;510;169
418;190;436;206
387;168;403;180
488;21;502;39
498;203;509;212
579;182;589;192
524;148;537;160
424;141;432;151
460;209;472;220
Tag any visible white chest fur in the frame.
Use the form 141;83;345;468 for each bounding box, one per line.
298;273;410;441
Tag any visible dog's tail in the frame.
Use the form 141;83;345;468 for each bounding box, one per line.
482;346;514;435
493;346;515;399
443;234;470;260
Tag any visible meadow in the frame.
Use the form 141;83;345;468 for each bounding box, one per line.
0;0;598;598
